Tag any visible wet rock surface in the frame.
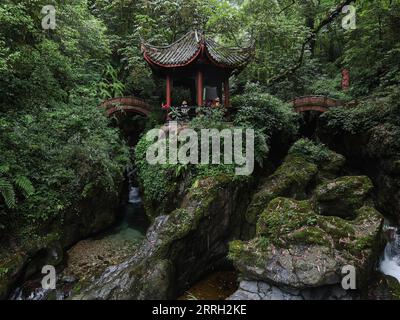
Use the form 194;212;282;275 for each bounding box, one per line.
245;155;318;230
228;280;356;300
9;224;144;300
63;233;141;283
317;121;400;224
229;149;385;299
73;175;252;300
0;186;121;299
314;176;373;218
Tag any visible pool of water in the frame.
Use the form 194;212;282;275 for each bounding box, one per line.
178;271;238;300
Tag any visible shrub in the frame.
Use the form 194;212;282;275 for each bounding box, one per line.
321;86;400;135
289;138;330;164
232;92;299;139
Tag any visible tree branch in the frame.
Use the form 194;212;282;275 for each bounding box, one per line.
267;0;355;85
277;0;296;15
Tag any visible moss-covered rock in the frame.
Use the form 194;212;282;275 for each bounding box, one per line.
73;174;253;300
229;197;383;291
288;138;346;180
0;183;121;300
0;253;26;299
318;151;346;181
314;176;373;218
368;273;400;300
245;155;318;227
256;198;325;246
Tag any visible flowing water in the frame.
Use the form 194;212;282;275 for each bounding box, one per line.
10;184;148;300
379;221;400;282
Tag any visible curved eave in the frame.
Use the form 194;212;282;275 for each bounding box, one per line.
142;43;204;68
204;39;253;69
140;31;254;71
204;47;251;70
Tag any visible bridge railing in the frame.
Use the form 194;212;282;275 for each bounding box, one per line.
100;96;153;110
100;96;154;117
289;95;343;109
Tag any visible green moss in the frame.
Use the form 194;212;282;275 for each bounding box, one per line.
314;176;374;218
228;240;245;260
386;276;400;300
288;138;331;164
163;209;193;239
0;253;26;299
228;239;266;269
255;237;271;250
272;155;318;190
290;227;331;246
347;234;375;254
256;198;317;245
315;176;373;202
318;216;355;241
246;156;317;225
354;206;382;223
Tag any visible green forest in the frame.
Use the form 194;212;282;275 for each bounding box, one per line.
1;0;400;302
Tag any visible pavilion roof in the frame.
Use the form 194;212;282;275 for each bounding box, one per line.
141;30;253;69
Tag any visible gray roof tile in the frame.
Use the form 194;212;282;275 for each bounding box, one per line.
141;31;252;68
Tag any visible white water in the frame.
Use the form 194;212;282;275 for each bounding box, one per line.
379;222;400;282
128;187;142;204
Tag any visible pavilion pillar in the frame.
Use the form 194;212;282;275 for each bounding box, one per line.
166;74;172;107
196;70;203;106
224;76;230;107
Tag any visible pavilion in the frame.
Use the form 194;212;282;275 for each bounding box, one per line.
141;30;253;108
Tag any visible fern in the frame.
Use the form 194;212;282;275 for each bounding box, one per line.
0;178;16;209
14;176;34;197
0;165;9;174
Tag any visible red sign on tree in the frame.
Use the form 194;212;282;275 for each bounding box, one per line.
342;69;350;91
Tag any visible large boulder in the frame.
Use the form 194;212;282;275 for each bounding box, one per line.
368;274;400;300
317;151;346;181
229;197;384;292
245;155;318;228
317;120;400;223
313;176;373;218
228;280;355;300
0;185;121;300
73;174;252;300
0;254;27;300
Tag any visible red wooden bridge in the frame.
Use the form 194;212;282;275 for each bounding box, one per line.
100;96;153;117
289;95;343;113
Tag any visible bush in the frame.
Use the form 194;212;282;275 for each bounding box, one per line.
289;139;330;164
0;1;130;226
306;76;353;101
321;87;400;135
135;109;256;213
232;92;299;140
0;95;130;223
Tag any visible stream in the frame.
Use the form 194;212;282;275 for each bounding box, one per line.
379;221;400;282
9;163;400;300
10;184;149;300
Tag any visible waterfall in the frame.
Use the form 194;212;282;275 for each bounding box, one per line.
128;187;142;204
126;165;142;205
379;221;400;281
